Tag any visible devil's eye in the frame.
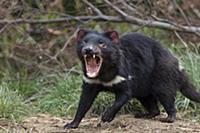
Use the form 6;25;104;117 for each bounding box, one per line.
82;40;88;43
99;39;104;44
98;39;107;48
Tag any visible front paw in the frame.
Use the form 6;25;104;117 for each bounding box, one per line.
64;122;78;129
101;111;115;122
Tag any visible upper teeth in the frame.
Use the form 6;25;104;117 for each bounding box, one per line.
93;55;95;58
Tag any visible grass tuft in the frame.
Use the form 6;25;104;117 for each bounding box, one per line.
36;74;82;116
0;83;30;121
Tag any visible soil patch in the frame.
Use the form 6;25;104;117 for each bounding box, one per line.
1;113;200;133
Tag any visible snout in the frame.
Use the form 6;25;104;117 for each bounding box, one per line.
81;45;100;56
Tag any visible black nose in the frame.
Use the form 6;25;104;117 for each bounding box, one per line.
82;47;94;55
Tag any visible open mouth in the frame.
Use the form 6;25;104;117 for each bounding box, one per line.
84;54;103;78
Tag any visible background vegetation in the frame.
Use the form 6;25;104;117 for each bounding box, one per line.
0;0;200;123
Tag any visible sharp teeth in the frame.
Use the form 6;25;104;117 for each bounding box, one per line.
93;55;95;58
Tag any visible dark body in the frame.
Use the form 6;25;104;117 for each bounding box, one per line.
64;30;200;128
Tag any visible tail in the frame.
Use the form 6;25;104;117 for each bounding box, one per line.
179;71;200;103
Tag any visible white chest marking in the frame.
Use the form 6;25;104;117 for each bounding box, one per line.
83;75;126;87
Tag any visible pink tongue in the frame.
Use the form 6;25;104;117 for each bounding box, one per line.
86;58;98;77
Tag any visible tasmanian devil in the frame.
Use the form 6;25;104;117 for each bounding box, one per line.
64;29;200;128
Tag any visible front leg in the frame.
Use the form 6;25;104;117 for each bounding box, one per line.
64;84;99;129
101;93;129;122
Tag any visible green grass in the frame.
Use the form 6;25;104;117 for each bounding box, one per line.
36;74;82;116
173;47;200;119
0;83;30;121
0;45;200;122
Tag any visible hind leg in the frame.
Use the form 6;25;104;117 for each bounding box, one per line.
153;85;177;123
135;95;160;118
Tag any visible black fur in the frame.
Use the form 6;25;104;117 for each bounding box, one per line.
64;30;200;128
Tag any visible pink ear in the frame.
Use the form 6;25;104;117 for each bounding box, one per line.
76;29;87;42
105;31;119;44
110;31;119;44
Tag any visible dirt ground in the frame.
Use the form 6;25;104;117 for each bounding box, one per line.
1;113;200;133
